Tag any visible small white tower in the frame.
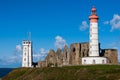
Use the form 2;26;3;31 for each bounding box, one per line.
89;7;99;57
22;39;33;67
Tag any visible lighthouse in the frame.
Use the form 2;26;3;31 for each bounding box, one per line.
82;7;107;64
89;7;99;57
22;40;33;67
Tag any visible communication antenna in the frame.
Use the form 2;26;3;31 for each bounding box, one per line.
28;32;31;41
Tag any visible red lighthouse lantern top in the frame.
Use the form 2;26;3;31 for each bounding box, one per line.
89;7;99;22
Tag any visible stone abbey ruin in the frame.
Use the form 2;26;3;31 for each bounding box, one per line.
38;42;118;67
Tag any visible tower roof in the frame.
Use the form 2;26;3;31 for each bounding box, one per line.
91;7;96;12
89;6;99;22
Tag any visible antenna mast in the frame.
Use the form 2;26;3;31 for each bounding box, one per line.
28;32;31;41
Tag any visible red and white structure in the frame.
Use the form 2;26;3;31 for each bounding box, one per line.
82;7;107;64
89;7;99;57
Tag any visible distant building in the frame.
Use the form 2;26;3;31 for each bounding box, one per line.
22;40;33;67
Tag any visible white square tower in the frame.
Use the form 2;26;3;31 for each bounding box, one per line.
22;40;33;67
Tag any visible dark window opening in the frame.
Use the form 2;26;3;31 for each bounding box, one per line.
24;58;26;61
73;48;76;52
93;60;95;64
66;52;67;58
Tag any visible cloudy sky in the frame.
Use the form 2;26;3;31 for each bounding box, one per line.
0;0;120;68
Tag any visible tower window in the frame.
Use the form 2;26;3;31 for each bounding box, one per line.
102;60;105;64
24;58;26;61
93;60;95;64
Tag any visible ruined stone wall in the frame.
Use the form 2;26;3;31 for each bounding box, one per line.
80;43;89;57
45;49;57;67
56;48;63;66
69;43;81;65
38;42;118;67
101;49;118;64
38;61;47;67
63;45;69;65
69;42;89;65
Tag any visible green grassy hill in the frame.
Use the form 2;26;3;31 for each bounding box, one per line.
2;65;120;80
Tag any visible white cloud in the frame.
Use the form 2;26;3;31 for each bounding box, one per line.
80;21;89;31
0;45;22;67
104;21;109;25
55;36;67;49
0;55;22;66
40;48;48;54
16;44;22;53
33;48;49;61
110;14;120;31
104;14;120;32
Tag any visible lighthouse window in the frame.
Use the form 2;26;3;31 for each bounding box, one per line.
90;35;92;37
93;60;96;64
84;60;86;62
24;58;26;61
102;60;105;64
90;40;92;43
84;60;86;64
24;53;26;55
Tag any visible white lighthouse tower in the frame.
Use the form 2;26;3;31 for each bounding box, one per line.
82;7;107;64
89;7;99;57
22;39;33;67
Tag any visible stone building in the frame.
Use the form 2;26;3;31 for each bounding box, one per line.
38;42;118;67
101;49;118;64
69;43;89;65
56;48;63;66
45;49;57;67
38;61;46;67
63;45;69;65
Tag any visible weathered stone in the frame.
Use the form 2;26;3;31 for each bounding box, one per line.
38;42;118;67
101;49;118;64
81;42;89;57
56;48;63;66
45;49;57;67
69;43;81;65
38;61;47;67
63;45;69;65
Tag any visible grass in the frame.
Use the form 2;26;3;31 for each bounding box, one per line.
2;65;120;80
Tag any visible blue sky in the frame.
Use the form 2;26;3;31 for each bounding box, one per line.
0;0;120;68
